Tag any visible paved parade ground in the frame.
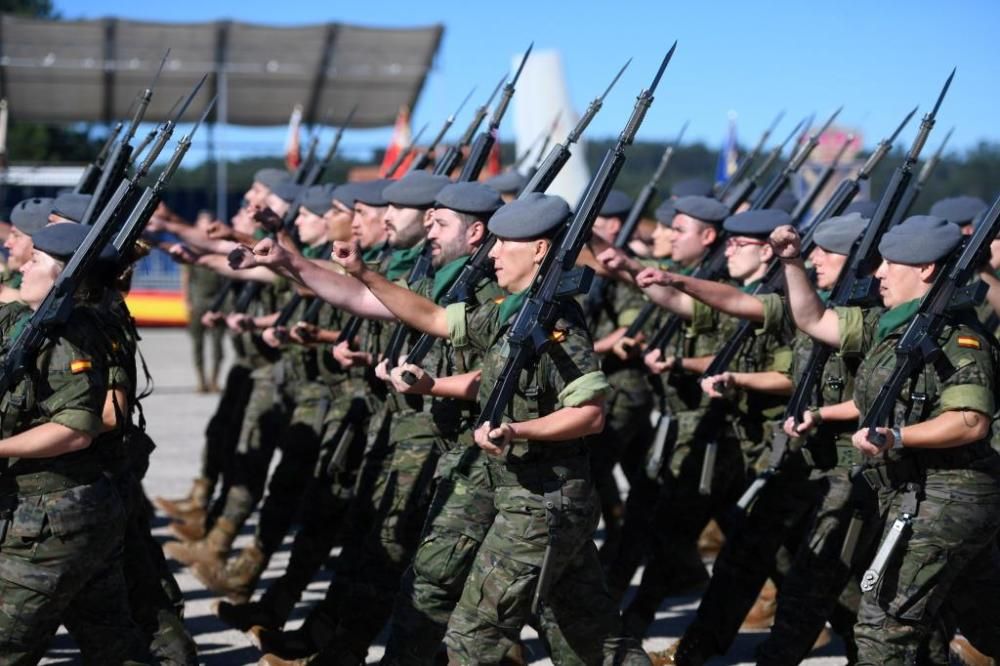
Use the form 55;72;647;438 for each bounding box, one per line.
43;328;847;665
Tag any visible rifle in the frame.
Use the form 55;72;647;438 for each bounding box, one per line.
383;122;428;178
398;60;631;383
716;110;785;202
409;89;475;173
80;51;169;225
791;134;853;225
857;191;999;593
0;93;212;401
74;121;123;194
519;110;563;185
723;115;806;213
334;244;393;348
434;75;505;177
889;126;954;226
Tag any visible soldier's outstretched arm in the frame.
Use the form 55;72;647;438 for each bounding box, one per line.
771;225;840;346
332;240;449;339
635;267;694;319
0;423;92;458
196;253;276;283
665;272;764;322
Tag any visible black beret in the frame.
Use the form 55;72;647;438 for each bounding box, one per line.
844;200;878;219
674;195;729;225
331;184;357;209
435;182;504;217
488;193;570;240
383;172;450;209
271;181;303;204
352;179;393;207
929;195;988;227
654;200;676;226
671;178;714;198
812;212;869;255
51;193;92;223
31;222;117;263
485;170;528;195
723;208;791;237
10;197;54;236
879;216;961;264
254;168;291;191
599;190;634;219
302;184;335;217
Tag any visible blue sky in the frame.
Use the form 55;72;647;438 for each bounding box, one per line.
53;0;1000;163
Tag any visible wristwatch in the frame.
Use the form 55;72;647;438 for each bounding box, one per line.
890;426;904;450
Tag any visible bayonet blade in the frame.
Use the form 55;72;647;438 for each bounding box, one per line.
173;73;209;123
648;41;677;94
410;122;428;148
452;87;476;121
813;106;842;138
888;106;919;144
484;74;506;109
148;49;170;91
779;117;807;150
509;43;533;89
675;119;690;145
188;95;217;139
766;110;785;136
929;68;956;120
600;58;631;102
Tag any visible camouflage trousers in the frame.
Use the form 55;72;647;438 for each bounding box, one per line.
254;390;369;625
0;476;147;665
855;465;1000;665
186;299;224;377
756;465;878;665
443;453;649;665
199;362;253;495
252;381;332;557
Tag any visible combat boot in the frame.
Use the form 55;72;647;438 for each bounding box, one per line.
950;635;996;666
193;544;266;603
168;509;207;542
696;519;724;560
163;516;237;567
155;477;211;518
646;629;710;666
249;625;316;660
739;578;777;632
215;599;283;632
257;655;311;666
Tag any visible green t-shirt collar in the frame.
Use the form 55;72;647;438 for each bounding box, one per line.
431;255;469;302
875;298;921;343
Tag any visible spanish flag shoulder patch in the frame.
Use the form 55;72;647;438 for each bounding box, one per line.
957;335;982;350
549;329;567;343
70;359;93;374
493;296;506;305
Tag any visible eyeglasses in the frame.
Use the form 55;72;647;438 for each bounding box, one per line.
726;238;768;249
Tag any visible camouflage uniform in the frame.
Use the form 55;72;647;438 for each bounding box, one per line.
0;301;147;664
839;304;1000;664
440;296;647;664
184;264;225;385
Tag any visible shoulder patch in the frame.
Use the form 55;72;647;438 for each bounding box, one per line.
493;296;506;305
70;359;93;374
549;329;567;343
957;335;982;350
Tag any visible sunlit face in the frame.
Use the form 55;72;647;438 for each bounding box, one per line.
4;227;35;271
427;209;481;268
808;246;848;290
232;206;255;236
669;214;716;267
295;209;329;247
874;258;933;309
244;181;271;209
351;203;388;249
651;223;673;259
20;249;62;309
489;236;549;293
383;205;427;248
592;215;622;244
724;235;771;282
324;200;354;243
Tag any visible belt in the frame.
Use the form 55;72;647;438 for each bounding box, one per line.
1;464;106;496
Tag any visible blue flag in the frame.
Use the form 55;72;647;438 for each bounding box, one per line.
715;114;739;186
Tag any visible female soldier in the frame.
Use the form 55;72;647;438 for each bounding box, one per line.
0;223;147;664
771;214;1000;664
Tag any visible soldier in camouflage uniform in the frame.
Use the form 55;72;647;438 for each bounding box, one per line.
0;197;51;304
327;193;649;664
0;224;148;664
771;215;1000;665
182;209;226;393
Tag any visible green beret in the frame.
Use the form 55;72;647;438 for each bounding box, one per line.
352;179;393;207
488;193;570;240
302;184;335;217
929;196;987;227
671;178;714;198
254;168;291;191
11;197;54;236
435;182;504;217
674;195;729;225
51;193;92;223
600;190;633;218
844;200;877;219
32;223;117;263
812;212;868;255
271;181;304;204
654;200;676;226
723;208;791;237
485;170;528;195
383;172;450;209
879;215;961;264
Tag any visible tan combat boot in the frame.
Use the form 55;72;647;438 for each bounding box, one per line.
193;544;266;604
950;635;996;666
257;655;310;666
163;516;237;567
168;508;207;542
155;477;211;518
696;519;725;560
739;578;777;631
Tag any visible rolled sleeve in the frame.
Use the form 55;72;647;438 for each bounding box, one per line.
49;409;103;437
939;384;994;416
445;303;469;350
689;300;717;335
558;370;611;407
835;306;866;355
758;294;785;337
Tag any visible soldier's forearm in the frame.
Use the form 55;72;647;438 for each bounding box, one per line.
729;371;794;396
290;260;394;321
674;275;764;323
898;409;991;449
509;400;606;442
0;423;93;458
357;266;449;338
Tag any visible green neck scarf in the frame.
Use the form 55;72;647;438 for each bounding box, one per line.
385;243;424;281
362;242;385;263
875;298;921;343
497;289;529;325
302;242;329;260
431;255;469;302
253;228;269;241
6;272;22;290
677;263;696;276
740;279;762;294
817;289;832;304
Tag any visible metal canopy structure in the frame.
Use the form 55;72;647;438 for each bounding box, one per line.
0;14;444;128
